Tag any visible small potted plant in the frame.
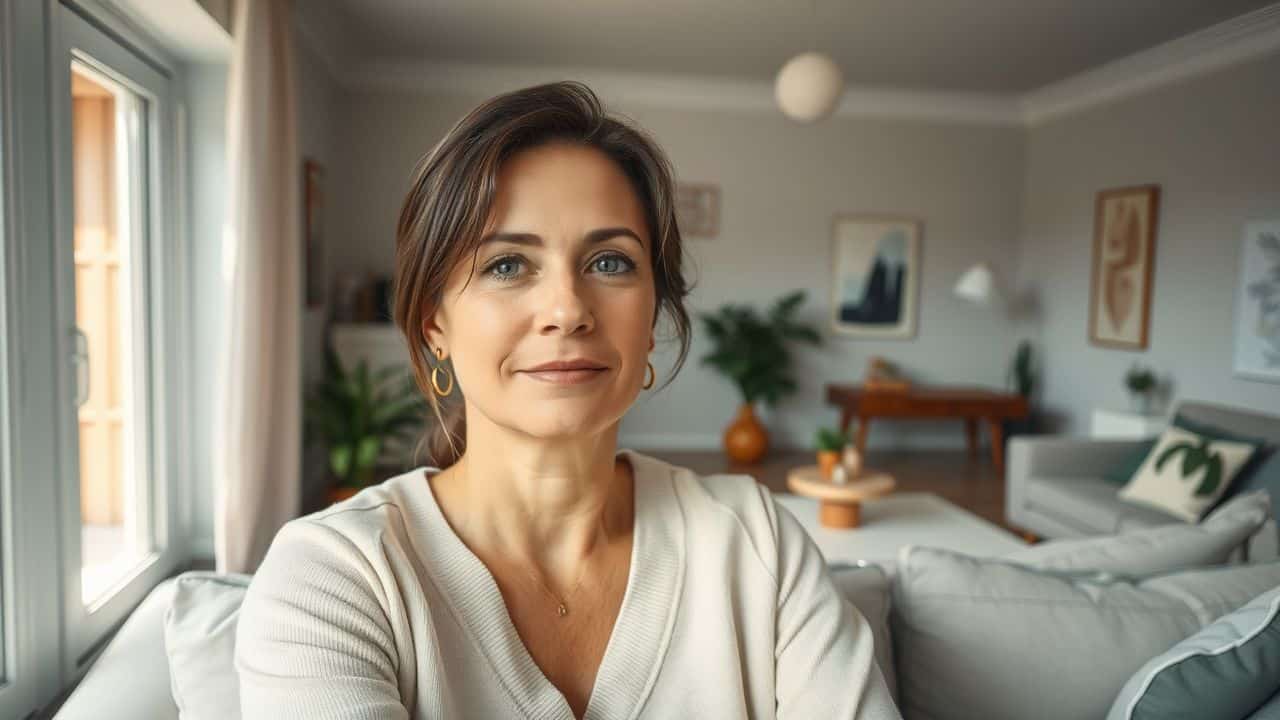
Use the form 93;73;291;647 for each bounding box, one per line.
1124;362;1157;415
305;343;428;503
814;426;847;480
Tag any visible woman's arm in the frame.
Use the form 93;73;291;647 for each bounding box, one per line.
235;519;409;720
759;485;902;719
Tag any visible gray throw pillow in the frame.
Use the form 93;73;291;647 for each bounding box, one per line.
163;571;252;720
829;562;896;703
891;546;1280;720
1004;489;1271;575
1107;585;1280;720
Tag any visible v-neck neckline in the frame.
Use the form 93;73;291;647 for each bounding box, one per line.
405;448;686;720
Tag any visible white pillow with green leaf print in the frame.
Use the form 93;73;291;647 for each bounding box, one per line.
1118;426;1259;522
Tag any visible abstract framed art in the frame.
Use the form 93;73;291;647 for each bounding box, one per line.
1233;220;1280;383
1088;184;1160;350
830;214;921;339
675;182;719;238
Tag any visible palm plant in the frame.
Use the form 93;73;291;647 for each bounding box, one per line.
697;290;823;408
305;343;428;490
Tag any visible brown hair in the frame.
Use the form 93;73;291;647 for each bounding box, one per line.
392;81;694;469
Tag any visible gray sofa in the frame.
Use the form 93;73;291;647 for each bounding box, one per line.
1007;400;1280;561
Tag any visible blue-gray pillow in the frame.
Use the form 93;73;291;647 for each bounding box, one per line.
1106;585;1280;720
1103;438;1160;486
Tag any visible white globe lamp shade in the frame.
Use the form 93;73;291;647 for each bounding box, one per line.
775;51;844;123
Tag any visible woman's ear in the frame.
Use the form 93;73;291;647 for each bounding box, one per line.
422;312;446;358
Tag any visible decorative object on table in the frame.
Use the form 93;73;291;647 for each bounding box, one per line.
674;182;719;238
1007;340;1036;398
1117;425;1261;522
863;356;911;391
841;434;863;477
831;464;848;485
1232;220;1280;383
814;425;847;480
303;159;325;308
774;3;843;123
699;290;822;463
831;214;921;339
786;464;896;528
1088;184;1160;350
1125;362;1157;414
305;343;427;503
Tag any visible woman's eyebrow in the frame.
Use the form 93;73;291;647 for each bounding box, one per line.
478;227;644;249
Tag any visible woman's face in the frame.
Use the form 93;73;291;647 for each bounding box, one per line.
425;141;657;440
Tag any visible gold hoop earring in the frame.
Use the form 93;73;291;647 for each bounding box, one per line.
431;347;454;397
643;361;655;390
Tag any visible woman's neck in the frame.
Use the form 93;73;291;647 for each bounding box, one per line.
430;440;635;587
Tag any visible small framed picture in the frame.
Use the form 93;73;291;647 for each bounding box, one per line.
675;182;719;238
1233;220;1280;383
303;159;325;308
830;214;921;339
1089;184;1160;350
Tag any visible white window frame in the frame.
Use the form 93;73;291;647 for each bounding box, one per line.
0;1;193;716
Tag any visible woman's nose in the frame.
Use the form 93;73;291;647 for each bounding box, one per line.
536;264;595;336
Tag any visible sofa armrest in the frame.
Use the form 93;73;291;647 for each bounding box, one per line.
1006;436;1149;535
1009;435;1148;479
54;578;179;719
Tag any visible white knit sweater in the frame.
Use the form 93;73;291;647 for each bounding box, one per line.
235;448;900;719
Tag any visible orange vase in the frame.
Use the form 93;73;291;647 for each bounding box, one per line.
724;403;769;463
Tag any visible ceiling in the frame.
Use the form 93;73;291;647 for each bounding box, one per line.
322;0;1276;94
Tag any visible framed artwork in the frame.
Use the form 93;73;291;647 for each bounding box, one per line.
303;159;325;308
1233;220;1280;383
830;214;921;339
1088;184;1160;350
675;182;719;237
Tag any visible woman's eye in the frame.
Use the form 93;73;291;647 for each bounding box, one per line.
485;256;523;281
592;252;637;276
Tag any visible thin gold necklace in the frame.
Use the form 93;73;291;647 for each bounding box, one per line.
521;531;606;618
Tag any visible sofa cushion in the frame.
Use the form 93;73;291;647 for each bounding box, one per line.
1025;474;1176;535
829;562;896;704
1119;426;1259;522
163;571;252;720
891;546;1280;720
1107;585;1280;720
1005;490;1271;576
1103;438;1160;486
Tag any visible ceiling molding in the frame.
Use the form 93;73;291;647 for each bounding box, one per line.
319;1;1280;129
1021;1;1280;125
340;60;1024;126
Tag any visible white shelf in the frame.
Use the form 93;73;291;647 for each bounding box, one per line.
1090;407;1167;439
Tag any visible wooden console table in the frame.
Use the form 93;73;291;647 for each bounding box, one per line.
825;384;1029;475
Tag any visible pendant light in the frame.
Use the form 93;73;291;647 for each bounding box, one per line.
774;0;845;123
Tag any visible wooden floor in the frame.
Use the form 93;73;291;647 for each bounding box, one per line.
648;447;1016;534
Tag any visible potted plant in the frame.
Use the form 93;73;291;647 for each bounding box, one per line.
698;290;822;463
305;343;428;503
1003;339;1039;439
814;426;847;480
1125;362;1157;415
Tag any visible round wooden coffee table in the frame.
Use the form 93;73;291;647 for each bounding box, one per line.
786;465;896;528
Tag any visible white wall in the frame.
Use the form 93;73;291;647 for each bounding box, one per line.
1017;50;1280;434
333;89;1027;451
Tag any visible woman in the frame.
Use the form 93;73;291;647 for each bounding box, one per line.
235;80;899;720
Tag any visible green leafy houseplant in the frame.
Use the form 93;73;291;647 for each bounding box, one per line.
1125;363;1156;394
305;343;428;492
1008;340;1035;398
697;290;823;408
814;426;847;452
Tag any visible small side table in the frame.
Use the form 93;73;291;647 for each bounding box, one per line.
785;465;896;529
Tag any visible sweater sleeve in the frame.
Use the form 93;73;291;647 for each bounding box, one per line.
234;519;409;720
760;485;902;719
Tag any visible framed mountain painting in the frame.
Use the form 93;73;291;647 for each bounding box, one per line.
1089;185;1160;350
830;214;921;339
1233;220;1280;383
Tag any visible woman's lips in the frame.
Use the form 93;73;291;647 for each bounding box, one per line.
520;368;610;385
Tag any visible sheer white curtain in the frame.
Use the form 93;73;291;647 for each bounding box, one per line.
215;0;301;573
